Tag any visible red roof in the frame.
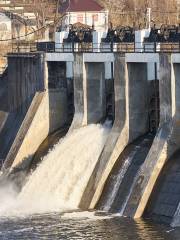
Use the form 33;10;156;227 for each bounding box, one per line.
60;0;103;13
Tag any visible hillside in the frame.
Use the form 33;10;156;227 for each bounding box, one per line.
96;0;178;27
5;0;179;28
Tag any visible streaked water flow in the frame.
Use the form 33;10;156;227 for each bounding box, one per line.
0;127;178;238
98;135;153;215
103;147;138;212
0;123;110;216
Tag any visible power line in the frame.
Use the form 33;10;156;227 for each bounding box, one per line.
0;4;179;42
0;12;66;42
109;10;178;14
0;1;65;42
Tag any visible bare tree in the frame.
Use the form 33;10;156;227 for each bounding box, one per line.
96;0;178;27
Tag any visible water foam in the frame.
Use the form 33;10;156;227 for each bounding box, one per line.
0;123;110;216
61;211;114;221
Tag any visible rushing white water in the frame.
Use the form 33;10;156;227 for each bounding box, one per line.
61;211;114;221
0;123;110;216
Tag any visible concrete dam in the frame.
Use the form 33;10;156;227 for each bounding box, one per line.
0;48;180;226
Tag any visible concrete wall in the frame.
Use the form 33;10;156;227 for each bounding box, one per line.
66;61;111;82
0;53;46;167
122;54;180;221
3;92;44;170
169;63;180;227
3;89;68;171
0;66;8;112
86;62;106;123
79;54;149;209
127;63;149;140
48;62;66;89
8;53;46;112
144;150;180;225
70;54;85;129
1;54;69;171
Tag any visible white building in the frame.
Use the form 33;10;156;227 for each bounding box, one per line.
59;0;108;32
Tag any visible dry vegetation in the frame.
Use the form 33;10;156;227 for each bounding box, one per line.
96;0;179;27
7;0;179;28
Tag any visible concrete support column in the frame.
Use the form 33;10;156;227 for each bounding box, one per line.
2;57;68;171
8;53;46;113
70;54;86;129
123;54;180;220
79;54;128;209
79;54;149;210
170;61;180;227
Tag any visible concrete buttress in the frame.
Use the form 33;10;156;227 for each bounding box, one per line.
79;53;149;209
122;54;180;220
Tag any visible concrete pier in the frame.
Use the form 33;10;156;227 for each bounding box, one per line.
122;54;180;221
79;54;149;209
3;89;68;171
1;53;69;171
0;53;46;170
7;53;45;112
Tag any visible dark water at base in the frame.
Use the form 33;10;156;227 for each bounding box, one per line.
0;211;180;240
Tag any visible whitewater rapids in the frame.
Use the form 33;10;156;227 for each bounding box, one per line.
0;123;110;216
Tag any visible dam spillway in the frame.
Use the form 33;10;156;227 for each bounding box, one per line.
0;50;180;227
0;123;110;216
97;133;154;214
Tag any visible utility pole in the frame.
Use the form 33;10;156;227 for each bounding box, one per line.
177;0;180;23
146;8;151;29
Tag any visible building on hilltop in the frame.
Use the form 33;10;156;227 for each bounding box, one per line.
59;0;109;32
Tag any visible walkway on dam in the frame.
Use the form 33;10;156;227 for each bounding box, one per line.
11;41;180;54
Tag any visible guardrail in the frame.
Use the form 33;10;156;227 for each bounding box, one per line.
11;41;180;54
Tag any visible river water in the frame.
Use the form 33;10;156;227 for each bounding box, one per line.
1;124;180;239
0;211;179;240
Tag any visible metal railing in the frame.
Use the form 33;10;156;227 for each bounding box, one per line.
11;41;180;54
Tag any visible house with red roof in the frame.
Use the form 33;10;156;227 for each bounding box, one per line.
59;0;108;31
